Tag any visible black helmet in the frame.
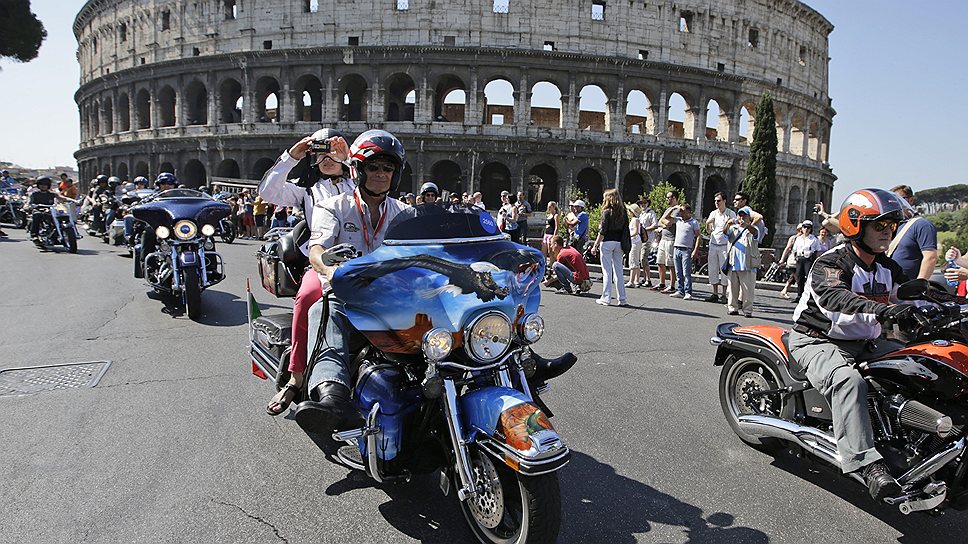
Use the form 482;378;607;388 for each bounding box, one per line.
155;172;177;188
133;176;148;186
36;176;52;188
107;176;122;186
348;130;405;196
96;174;109;185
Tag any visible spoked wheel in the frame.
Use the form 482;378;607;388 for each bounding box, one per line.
183;268;202;320
220;223;236;244
457;447;561;544
719;355;790;449
15;212;27;229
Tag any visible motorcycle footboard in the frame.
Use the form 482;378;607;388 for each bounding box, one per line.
460;386;570;476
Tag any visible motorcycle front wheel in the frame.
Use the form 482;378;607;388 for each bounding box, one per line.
15;212;27;229
66;229;78;254
457;446;561;544
183;268;202;320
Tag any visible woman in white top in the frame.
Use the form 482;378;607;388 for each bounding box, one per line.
790;220;820;300
777;228;800;299
625;203;644;287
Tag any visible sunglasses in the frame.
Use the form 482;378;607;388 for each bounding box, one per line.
733;198;744;202
870;219;899;233
363;163;396;174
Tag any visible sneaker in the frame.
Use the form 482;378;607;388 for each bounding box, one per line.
705;293;720;303
683;294;693;301
596;299;610;306
624;282;636;288
669;291;682;298
862;462;901;502
618;301;631;307
555;288;572;295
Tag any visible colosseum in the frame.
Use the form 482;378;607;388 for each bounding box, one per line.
73;0;835;242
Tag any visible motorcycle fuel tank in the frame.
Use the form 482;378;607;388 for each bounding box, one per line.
865;341;968;400
332;213;544;354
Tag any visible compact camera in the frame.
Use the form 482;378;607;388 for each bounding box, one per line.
813;204;822;213
309;140;332;154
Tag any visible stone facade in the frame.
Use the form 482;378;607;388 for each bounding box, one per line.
73;0;836;243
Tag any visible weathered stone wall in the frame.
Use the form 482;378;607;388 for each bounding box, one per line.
73;0;837;244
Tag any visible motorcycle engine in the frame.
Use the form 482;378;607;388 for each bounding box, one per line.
871;392;964;467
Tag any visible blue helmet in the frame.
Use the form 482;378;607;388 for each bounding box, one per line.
155;172;177;188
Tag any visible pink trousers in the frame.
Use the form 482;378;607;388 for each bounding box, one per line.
288;269;322;374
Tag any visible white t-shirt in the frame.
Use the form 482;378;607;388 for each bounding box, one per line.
706;207;737;246
792;234;820;259
639;208;657;244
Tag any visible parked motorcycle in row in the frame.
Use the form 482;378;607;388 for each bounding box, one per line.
26;203;79;253
132;188;230;319
249;212;576;543
712;279;968;515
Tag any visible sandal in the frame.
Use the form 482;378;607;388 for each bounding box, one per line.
779;291;791;299
266;383;301;416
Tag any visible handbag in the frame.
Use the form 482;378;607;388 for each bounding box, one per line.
621;222;632;254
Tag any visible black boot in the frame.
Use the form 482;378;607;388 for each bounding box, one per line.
862;461;901;502
292;381;363;435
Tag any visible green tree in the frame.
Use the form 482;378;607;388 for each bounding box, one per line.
646;180;686;215
0;1;47;63
742;93;778;245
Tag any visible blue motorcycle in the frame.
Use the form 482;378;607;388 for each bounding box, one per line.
132;189;230;319
250;211;576;543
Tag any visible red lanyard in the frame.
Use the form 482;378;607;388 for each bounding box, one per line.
354;191;386;252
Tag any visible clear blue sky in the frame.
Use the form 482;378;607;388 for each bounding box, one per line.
1;1;965;206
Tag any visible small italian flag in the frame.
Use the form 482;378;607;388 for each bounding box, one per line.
246;278;262;322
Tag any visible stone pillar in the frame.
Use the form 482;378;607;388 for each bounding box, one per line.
207;73;218;127
466;68;480;126
656;86;669;138
370;79;385;122
781;114;792;154
801;115;811;157
727;108;740;143
128;84;137;131
693;104;706;140
416;71;432;124
323;68;337;122
610;79;625;138
514;72;528;127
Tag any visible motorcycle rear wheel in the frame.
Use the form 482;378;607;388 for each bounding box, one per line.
66;229;78;254
457;446;561;544
183;268;202;320
719;355;789;449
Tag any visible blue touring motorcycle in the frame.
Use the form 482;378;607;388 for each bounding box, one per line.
250;211;576;543
132;189;229;319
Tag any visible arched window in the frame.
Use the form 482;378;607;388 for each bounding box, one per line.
483;79;514;125
530;81;562;128
787;186;803;224
578;85;608;131
625;90;650;135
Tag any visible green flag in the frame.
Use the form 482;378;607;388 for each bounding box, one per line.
246;278;261;322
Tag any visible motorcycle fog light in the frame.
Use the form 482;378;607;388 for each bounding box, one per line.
465;312;512;363
204;238;215;251
520;314;545;344
174;220;197;240
155;226;171;239
422;328;454;361
201;224;216;237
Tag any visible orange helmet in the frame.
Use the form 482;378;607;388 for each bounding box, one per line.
838;188;906;240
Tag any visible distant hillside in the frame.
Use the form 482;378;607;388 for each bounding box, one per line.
918;184;968;203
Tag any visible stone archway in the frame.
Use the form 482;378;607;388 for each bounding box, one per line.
480;162;512;209
576;168;604;207
430;160;463;194
528;163;559;210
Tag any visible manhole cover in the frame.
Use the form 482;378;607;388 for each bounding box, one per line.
0;361;112;397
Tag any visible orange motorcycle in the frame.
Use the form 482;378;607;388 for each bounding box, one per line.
712;279;968;515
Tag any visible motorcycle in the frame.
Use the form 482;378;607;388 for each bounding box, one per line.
0;190;27;228
249;212;576;543
99;192;122;243
712;278;968;515
26;202;79;253
132;188;230;319
212;193;238;244
110;188;155;247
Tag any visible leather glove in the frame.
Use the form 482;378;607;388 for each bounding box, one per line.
877;304;930;330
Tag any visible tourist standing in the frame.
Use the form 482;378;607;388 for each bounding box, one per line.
625;203;644;288
704;192;736;302
591;189;629;306
725;207;764;317
671;204;701;300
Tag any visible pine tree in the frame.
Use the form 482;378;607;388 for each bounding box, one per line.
0;1;47;63
742;93;778;246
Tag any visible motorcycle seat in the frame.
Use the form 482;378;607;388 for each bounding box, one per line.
252;313;294;346
277;220;309;266
780;331;808;381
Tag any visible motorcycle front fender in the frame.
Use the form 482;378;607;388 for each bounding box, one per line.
177;249;199;267
460;386;570;476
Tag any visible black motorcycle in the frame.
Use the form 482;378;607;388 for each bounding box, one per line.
212;192;237;243
0;190;27;228
26;203;78;253
132;189;230;319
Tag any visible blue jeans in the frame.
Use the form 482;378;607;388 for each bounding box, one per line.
673;247;693;295
552;261;576;293
306;295;356;394
124;215;137;238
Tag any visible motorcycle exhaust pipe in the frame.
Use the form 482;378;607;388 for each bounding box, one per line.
737;415;864;484
889;397;954;438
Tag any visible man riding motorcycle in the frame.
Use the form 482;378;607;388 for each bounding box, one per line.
86;175;113;234
27;177;57;243
124;175;170;245
260;128;356;416
788;188;930;502
134;173;179;260
289;130;410;433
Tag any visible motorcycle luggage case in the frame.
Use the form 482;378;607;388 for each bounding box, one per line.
252;312;294;350
256;241;301;297
355;362;423;463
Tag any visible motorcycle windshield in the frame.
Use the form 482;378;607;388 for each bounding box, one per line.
332;212;545;354
131;192;230;229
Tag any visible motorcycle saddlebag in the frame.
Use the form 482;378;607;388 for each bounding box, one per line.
257;241;300;297
354;361;423;463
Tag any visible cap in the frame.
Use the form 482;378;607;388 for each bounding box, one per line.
570;199;586;208
406;192;415;199
737;206;752;216
801;219;814;228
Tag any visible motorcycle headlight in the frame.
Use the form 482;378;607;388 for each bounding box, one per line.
200;224;216;237
204;238;215;251
155;226;171;239
422;327;454;362
464;312;512;363
519;313;545;344
174;220;197;240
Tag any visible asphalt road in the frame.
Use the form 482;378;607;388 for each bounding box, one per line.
0;226;964;543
